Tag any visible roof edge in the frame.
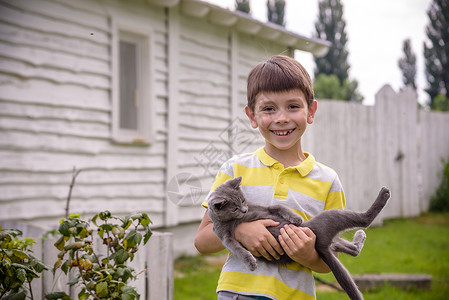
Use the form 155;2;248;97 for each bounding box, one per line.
147;0;330;57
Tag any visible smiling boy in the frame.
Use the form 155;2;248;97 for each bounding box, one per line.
194;55;346;300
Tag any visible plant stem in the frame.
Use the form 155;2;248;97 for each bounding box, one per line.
28;279;34;299
65;166;81;218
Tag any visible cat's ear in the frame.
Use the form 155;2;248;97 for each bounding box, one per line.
229;176;242;188
212;199;228;211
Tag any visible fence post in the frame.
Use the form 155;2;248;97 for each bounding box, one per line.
146;231;174;300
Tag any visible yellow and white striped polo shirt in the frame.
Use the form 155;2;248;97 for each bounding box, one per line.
204;147;346;300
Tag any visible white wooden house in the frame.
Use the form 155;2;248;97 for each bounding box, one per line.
0;0;330;254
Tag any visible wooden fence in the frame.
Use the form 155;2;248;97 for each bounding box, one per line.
0;221;173;300
302;85;449;223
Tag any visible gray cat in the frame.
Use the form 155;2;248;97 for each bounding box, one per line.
208;176;391;300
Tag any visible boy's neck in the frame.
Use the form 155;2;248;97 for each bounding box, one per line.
264;145;307;168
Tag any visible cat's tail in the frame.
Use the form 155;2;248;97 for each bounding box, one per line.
363;187;390;226
319;249;364;300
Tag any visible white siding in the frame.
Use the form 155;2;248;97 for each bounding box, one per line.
176;14;232;223
0;0;168;227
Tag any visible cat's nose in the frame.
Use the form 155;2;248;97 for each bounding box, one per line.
241;208;247;214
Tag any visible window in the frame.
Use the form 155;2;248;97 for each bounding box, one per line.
112;24;154;144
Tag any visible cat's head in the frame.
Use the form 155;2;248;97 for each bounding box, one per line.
208;176;248;221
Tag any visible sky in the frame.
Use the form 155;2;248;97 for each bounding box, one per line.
205;0;432;105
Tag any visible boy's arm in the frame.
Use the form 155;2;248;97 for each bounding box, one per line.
194;210;225;254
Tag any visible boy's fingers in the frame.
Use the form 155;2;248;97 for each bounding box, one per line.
286;224;309;241
260;219;280;227
256;235;284;260
266;236;284;258
299;226;315;238
269;237;284;256
258;245;274;261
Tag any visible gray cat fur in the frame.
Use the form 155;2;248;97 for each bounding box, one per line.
208;176;391;300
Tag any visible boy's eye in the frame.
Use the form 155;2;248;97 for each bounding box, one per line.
289;104;300;109
262;106;274;112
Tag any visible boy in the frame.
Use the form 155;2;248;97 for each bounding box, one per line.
194;55;345;300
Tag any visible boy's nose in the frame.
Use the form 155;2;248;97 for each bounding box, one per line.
274;110;290;123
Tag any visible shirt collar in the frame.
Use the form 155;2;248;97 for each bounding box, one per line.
256;147;315;176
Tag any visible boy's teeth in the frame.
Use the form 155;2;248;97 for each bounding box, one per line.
274;130;292;136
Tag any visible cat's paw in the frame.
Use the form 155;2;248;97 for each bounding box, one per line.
379;187;391;204
289;214;303;226
353;230;366;256
354;229;366;244
245;255;258;271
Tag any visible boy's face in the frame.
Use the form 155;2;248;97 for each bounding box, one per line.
245;89;317;155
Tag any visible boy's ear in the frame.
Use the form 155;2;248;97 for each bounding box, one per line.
245;106;258;129
307;100;318;124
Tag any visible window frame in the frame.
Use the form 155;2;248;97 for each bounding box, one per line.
111;19;155;145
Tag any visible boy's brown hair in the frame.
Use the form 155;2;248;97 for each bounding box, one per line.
246;55;315;111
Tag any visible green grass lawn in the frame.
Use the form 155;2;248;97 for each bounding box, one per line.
174;213;449;300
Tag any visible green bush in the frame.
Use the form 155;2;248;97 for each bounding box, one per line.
430;157;449;212
46;211;152;300
0;227;48;300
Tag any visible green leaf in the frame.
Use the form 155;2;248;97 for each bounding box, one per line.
143;227;152;244
124;230;142;249
11;263;38;278
119;267;132;282
76;224;88;238
100;224;113;233
78;288;89;300
91;214;98;225
121;285;138;300
54;236;66;251
122;217;132;230
16;268;26;283
61;260;70;274
32;259;48;273
68;213;81;219
115;249;129;264
45;291;70;299
3;290;27;300
12;249;30;260
99;211;111;220
68;275;80;286
58;221;71;236
98;228;105;239
96;281;109;298
140;213;151;227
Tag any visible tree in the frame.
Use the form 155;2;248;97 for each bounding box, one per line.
423;0;449;110
398;38;417;90
313;0;363;101
314;74;363;102
314;0;349;83
267;0;285;27
235;0;250;14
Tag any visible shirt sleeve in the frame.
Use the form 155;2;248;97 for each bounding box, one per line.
323;173;346;210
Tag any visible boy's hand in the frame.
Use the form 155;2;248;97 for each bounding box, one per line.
279;224;323;269
234;219;284;261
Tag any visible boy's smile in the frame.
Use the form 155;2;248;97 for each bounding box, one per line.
245;89;317;166
272;129;295;136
